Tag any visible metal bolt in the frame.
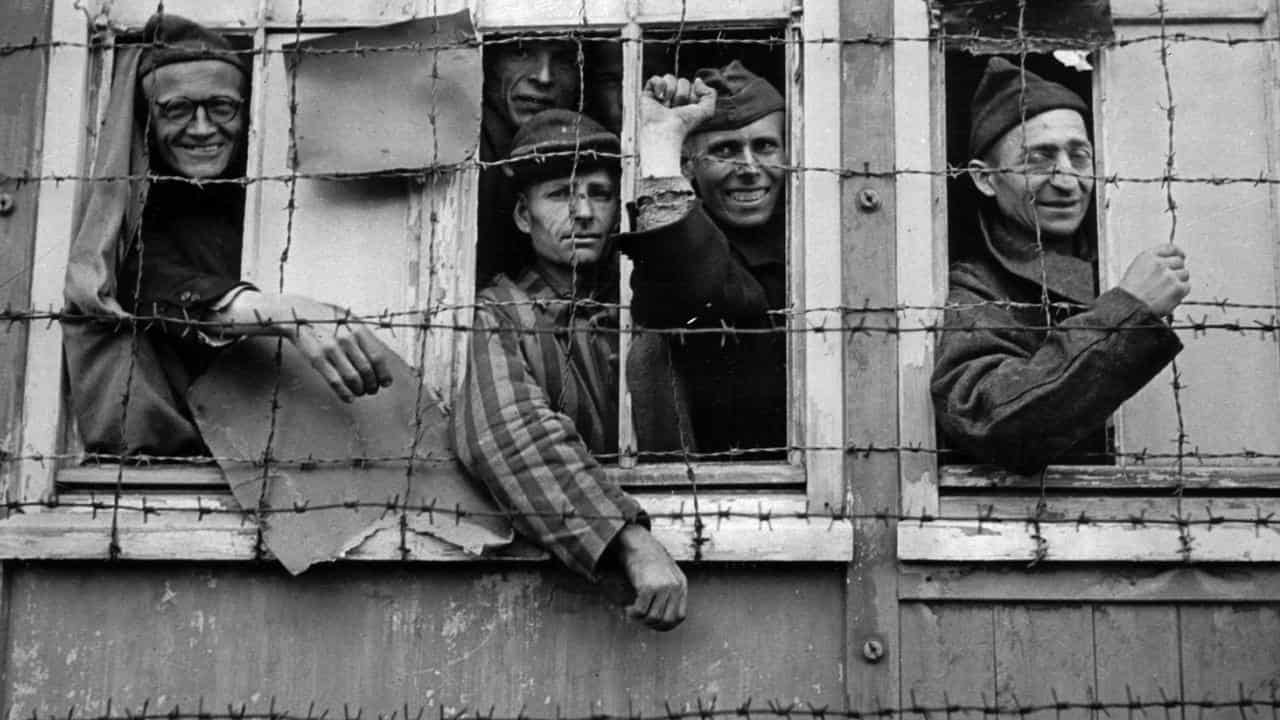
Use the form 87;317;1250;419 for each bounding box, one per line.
856;188;881;212
862;638;885;663
0;193;14;216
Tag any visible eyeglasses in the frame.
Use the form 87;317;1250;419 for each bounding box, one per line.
152;96;243;126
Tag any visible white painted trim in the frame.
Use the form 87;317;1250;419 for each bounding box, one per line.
800;0;846;513
19;2;91;503
900;521;1280;562
0;493;852;562
894;0;942;520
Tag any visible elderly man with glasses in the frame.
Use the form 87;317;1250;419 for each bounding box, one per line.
63;13;392;459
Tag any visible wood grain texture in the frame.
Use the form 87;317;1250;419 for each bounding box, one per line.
902;565;1280;602
0;0;50;501
1093;605;1181;706
1180;604;1280;720
900;603;995;709
994;605;1095;720
2;563;846;717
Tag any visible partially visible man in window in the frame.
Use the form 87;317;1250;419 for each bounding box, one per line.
456;109;687;631
63;13;392;459
621;61;788;457
477;38;580;283
931;57;1190;473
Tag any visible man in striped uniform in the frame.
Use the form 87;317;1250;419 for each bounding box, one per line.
455;109;687;631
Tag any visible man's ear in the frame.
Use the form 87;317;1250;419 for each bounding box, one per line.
513;192;532;235
968;158;997;198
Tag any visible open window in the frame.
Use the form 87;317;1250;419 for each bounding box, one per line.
13;0;850;564
898;0;1280;563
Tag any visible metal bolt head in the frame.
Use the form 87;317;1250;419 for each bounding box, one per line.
0;193;14;216
856;188;881;212
862;638;885;663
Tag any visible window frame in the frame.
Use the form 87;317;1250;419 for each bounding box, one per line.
894;0;1280;563
11;0;851;564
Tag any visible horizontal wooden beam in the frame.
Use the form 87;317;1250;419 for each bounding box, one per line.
901;564;1280;602
941;464;1280;491
0;493;852;563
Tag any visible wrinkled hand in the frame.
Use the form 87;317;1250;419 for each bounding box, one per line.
1117;244;1191;317
615;524;687;631
277;296;393;402
641;74;717;139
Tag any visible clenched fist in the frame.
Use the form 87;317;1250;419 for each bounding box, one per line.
614;524;687;631
1117;244;1191;317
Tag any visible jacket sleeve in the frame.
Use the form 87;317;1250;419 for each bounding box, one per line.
619;178;771;326
453;302;646;580
931;279;1183;473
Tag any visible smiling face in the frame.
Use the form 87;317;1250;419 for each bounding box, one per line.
485;40;579;130
142;60;246;178
682;111;786;230
969;108;1095;239
514;167;620;272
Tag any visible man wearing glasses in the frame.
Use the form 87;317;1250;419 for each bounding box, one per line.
931;57;1191;473
64;13;391;459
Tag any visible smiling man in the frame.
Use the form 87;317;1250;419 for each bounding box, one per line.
456;110;687;631
63;13;392;458
931;57;1191;473
476;38;581;283
618;60;788;455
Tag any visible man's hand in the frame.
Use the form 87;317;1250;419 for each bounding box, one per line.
1116;244;1191;317
218;291;394;402
614;524;687;631
638;75;717;178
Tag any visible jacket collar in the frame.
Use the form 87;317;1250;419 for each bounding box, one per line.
979;209;1096;305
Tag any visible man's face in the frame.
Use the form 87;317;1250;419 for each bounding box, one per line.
486;40;579;129
587;46;623;134
515;167;619;270
143;60;246;179
971;108;1095;239
683;111;785;230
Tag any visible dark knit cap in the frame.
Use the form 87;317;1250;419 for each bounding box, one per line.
693;60;785;133
137;13;248;79
504;109;620;188
969;57;1088;159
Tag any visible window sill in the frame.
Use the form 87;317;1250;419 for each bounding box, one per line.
0;492;852;563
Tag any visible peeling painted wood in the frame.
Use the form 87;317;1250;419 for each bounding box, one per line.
902;565;1280;602
994;605;1094;720
1180;605;1280;720
941;464;1280;490
1093;605;1180;703
900;603;995;707
900;521;1280;562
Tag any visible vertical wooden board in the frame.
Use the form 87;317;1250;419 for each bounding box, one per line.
3;563;847;717
1093;605;1181;705
993;605;1095;720
900;603;995;709
843;0;899;711
842;0;899;712
1101;19;1280;464
0;1;51;487
1180;605;1280;720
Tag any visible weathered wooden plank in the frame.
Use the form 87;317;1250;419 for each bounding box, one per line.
900;522;1280;562
0;0;50;502
994;605;1095;720
940;494;1280;526
1111;0;1265;23
845;0;899;710
902;565;1280;602
1093;605;1181;707
1180;605;1280;720
3;563;847;716
900;603;995;709
0;491;853;562
941;465;1280;490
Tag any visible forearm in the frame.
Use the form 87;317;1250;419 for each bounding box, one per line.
932;288;1182;471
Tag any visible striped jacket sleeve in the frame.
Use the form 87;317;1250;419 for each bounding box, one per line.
454;300;646;580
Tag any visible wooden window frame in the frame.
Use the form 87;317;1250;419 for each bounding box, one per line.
10;0;851;563
894;0;1280;564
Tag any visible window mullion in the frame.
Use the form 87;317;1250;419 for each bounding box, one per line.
617;21;642;469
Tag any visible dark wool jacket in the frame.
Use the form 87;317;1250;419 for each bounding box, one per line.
931;210;1183;473
620;198;787;456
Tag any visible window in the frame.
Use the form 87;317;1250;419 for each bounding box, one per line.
897;0;1280;562
13;0;850;563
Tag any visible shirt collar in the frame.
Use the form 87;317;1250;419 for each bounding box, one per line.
979;209;1096;305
